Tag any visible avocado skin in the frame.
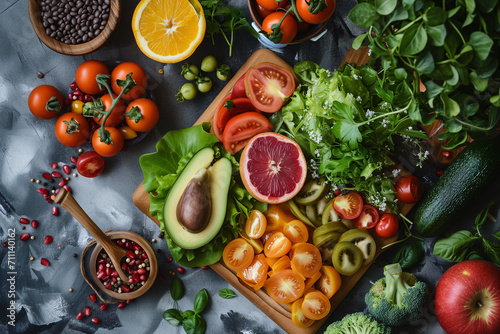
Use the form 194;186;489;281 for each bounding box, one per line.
414;136;500;237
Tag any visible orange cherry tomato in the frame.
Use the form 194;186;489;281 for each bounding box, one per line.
301;291;331;320
315;265;341;299
28;85;63;119
332;191;364;219
91;127;124;157
296;0;336;25
266;203;296;232
245;210;267;239
125;98;159;132
291;298;315;328
75;59;109;95
290;242;322;278
111;62;148;101
282;219;309;243
54;112;89;147
264;269;305;304
223;238;255;271
261;230;275;245
264;232;292;258
93;93;126;127
262;11;298;44
305;270;322;291
265;256;279;268
268;255;291;277
239;229;264;254
237;253;269;291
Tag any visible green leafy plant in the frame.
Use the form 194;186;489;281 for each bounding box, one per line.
393;240;425;270
163;288;209;334
218;288;236;299
348;0;500;150
433;202;500;265
171;276;184;301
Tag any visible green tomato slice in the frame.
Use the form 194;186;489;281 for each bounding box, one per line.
287;199;315;228
338;228;377;266
294;178;328;205
332;241;364;276
322;199;341;225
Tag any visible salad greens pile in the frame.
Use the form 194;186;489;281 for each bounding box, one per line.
139;123;264;267
271;61;428;213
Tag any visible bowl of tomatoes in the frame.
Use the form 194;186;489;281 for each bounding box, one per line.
248;0;335;44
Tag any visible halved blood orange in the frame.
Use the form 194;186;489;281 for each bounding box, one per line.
240;132;307;204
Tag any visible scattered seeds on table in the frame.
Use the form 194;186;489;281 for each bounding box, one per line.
84;306;91;316
31;220;39;228
76;312;84;320
91;318;101;324
20;233;30;241
44;235;53;244
89;293;97;303
52;207;59;216
41;258;50;266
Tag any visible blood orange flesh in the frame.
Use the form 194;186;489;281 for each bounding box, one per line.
240;132;307;204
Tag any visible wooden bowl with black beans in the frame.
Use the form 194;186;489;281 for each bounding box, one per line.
29;0;120;56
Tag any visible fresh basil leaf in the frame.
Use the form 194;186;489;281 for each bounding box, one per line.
400;23;428;55
416;51;435;74
469;32;494;61
440;92;461;118
183;314;206;334
466;251;485;261
433;230;480;262
375;0;397;15
218;288;237;299
474;201;495;231
170;276;184;301
393;240;425;270
348;3;379;27
183;310;195;318
193;288;209;314
163;308;184;326
424;7;447;26
482;239;500;266
426;24;447;46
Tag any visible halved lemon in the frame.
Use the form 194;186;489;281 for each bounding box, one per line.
132;0;206;63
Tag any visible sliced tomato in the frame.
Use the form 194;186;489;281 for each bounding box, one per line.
375;213;399;238
315;265;341;299
244;63;295;113
290;242;322;278
395;175;423;203
213;93;259;141
268;255;291;276
304;270;322;291
352;204;379;229
332;191;363;219
282;219;309;243
301;291;331;320
231;73;247;99
264;269;305;304
223;238;254;271
245;210;267;239
239;229;264;254
264;232;292;258
237;253;269;291
291;298;315;328
266;203;296;232
222;112;273;155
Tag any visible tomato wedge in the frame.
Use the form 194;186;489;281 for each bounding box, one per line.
264;232;292;258
301;291;331;320
353;204;380;229
222;238;254;271
290;242;322;278
244;63;295;113
237;253;269;291
332;191;363;219
291;298;315;328
222;112;273;155
266;203;296;232
264;269;305;303
282;219;309;243
268;255;291;277
245;210;267;239
315;265;341;299
213;93;259;141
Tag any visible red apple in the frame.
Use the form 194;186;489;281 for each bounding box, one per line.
435;260;500;334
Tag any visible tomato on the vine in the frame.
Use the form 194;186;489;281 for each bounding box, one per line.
125;98;159;132
111;62;147;101
262;11;298;44
353;204;379;229
255;4;273;20
222;111;273;155
76;151;105;178
395;175;423;203
332;191;363;219
256;0;288;11
296;0;336;24
375;213;399;238
28;85;63;120
93;93;126;127
54;112;89;147
75;59;109;95
91;127;124;157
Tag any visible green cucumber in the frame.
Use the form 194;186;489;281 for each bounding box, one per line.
414;136;500;237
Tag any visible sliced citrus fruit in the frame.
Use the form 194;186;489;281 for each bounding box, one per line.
132;0;206;63
240;132;307;204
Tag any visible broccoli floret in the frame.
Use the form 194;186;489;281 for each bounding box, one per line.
324;312;391;334
365;263;428;327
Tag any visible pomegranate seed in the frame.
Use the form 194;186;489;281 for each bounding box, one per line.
3;242;8;248
128;260;135;266
73;90;81;96
51;171;62;178
67;93;73;100
97;271;105;279
121;285;130;293
157;273;165;281
70;156;78;164
75;312;84;320
126;251;135;259
98;263;105;271
89;293;97;303
63;185;72;193
99;303;108;311
176;267;185;274
133;244;141;252
436;169;444;177
44;235;53;244
41;258;50;266
70;82;78;91
137;268;146;275
91;318;100;324
98;258;106;264
121;263;128;270
19;217;30;225
125;241;132;249
117;302;126;309
59;179;67;187
135;259;142;266
31;220;39;228
37;188;48;195
334;189;341;196
105;282;112;290
110;270;118;277
51;162;58;169
42;172;52;181
141;252;148;259
116;240;124;247
78;95;83;101
126;299;133;304
139;274;147;281
442;150;451;158
63;165;71;174
84;306;91;316
201;266;209;270
52;207;59;216
167;257;173;262
20;233;30;241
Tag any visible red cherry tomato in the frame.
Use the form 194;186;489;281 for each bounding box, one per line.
255;4;273;20
296;0;336;24
262;11;298;44
244;63;295;113
54;112;90;147
125;98;159;132
28;85;63;119
375;213;399;238
111;62;148;101
213;93;260;141
93;93;126;127
332;191;363;220
256;0;288;11
75;60;109;95
76;151;105;178
222;111;273;155
91;127;124;157
353;204;380;229
395;175;423;203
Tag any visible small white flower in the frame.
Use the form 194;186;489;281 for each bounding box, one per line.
366;109;375;119
392;169;401;178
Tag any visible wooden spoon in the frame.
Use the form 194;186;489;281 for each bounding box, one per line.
54;188;130;282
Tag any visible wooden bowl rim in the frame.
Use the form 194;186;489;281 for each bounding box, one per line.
246;0;329;45
87;231;158;301
28;0;121;56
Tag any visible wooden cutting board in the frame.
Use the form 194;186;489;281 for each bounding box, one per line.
132;47;415;333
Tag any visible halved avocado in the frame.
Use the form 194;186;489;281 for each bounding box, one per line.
163;147;232;249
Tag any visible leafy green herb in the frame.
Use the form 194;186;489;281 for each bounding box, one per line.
218;288;236;299
163;308;184;326
200;0;259;57
193;289;209;314
348;0;500;150
393;240;425;270
162;288;210;334
170;276;184;301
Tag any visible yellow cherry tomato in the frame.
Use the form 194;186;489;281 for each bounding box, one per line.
119;125;137;140
71;100;84;114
